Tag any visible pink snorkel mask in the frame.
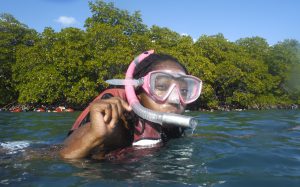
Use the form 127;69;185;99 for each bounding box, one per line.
141;70;202;105
106;50;200;129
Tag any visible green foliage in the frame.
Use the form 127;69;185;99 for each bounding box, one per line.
148;26;182;52
16;66;66;103
85;0;147;35
266;39;300;99
236;36;269;61
214;61;244;105
194;33;239;64
229;91;255;108
1;1;300;109
285;63;300;103
0;13;37;105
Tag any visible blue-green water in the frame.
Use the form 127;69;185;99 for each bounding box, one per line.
1;110;300;186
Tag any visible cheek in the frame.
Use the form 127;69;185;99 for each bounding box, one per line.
160;103;185;112
140;93;161;110
139;93;186;114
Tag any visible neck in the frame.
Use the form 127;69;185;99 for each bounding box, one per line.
133;119;163;147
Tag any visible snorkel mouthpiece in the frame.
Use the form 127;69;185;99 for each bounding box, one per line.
129;101;199;128
123;50;198;129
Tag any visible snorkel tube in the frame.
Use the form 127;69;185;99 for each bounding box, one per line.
125;50;198;129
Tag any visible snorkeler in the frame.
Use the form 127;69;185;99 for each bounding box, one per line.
60;50;202;159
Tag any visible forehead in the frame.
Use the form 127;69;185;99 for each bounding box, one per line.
152;60;186;74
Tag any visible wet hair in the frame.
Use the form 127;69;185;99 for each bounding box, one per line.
133;53;188;79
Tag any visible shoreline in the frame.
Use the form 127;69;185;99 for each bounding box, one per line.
0;103;75;113
196;104;299;112
1;103;298;113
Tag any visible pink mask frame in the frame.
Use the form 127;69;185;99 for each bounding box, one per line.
141;70;202;104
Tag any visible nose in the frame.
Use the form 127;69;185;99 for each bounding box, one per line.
167;87;181;104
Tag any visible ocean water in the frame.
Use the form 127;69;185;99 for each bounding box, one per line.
1;110;300;186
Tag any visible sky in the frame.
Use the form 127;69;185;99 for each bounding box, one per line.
0;0;299;45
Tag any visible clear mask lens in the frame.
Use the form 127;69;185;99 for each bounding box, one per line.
149;72;201;103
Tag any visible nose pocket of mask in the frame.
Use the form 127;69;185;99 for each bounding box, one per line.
166;87;181;104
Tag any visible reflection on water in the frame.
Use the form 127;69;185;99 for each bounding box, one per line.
1;110;300;186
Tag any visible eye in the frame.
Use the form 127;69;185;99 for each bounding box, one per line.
156;84;168;91
180;88;188;96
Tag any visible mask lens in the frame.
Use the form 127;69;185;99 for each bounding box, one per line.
151;73;172;98
180;77;200;102
149;72;202;103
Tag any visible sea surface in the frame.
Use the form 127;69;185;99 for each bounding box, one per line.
1;110;300;186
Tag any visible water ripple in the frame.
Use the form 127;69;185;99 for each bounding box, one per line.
1;110;300;186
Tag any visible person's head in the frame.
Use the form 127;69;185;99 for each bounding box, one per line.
133;53;191;114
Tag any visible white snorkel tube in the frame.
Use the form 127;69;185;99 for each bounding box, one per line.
107;50;199;129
